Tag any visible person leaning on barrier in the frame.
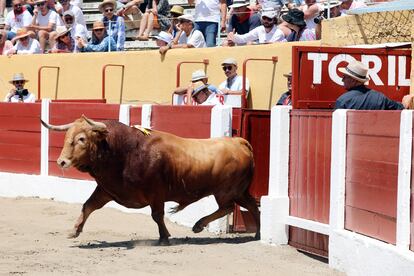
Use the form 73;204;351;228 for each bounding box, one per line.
7;28;42;55
151;30;172;47
4;73;36;103
276;72;292;105
173;69;219;96
334;61;413;110
188;81;222;106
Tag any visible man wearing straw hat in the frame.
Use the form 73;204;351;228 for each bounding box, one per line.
335;60;413;110
4;73;35;103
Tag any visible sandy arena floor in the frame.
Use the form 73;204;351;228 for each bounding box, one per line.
0;197;344;276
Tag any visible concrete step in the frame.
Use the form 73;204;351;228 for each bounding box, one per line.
124;40;158;50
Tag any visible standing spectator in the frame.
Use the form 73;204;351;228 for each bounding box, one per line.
4;73;36;103
340;0;366;13
188;80;223;105
159;14;206;54
62;10;88;41
49;25;77;53
151;30;172;47
188;0;227;47
4;0;33;41
0;30;13;55
276;72;292;105
300;0;322;34
28;0;58;52
135;0;170;41
334;61;412;110
218;58;250;96
226;9;285;45
99;0;125;51
282;9;315;41
223;0;261;46
57;0;86;27
77;21;116;52
7;28;42;55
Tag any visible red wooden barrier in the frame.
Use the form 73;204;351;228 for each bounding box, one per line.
346;111;401;244
48;102;120;180
412;127;414;251
129;106;142;126
0;103;41;174
289;109;333;257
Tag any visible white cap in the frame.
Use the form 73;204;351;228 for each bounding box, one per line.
177;14;194;23
261;9;278;19
221;58;238;66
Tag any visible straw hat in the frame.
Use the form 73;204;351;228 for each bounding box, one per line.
170;5;184;16
14;28;30;40
92;21;105;30
192;81;208;97
55;26;72;40
338;61;370;83
98;0;116;13
191;70;208;82
221;57;237;66
283;72;292;78
9;73;29;84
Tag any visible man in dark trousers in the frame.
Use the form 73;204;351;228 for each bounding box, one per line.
335;61;413;110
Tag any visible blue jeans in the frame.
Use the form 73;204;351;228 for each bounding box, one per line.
195;21;218;47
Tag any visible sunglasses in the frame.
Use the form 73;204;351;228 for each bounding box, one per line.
13;4;23;7
64;17;73;22
222;65;233;71
104;8;113;12
94;28;104;32
262;16;273;22
36;2;46;7
13;80;25;84
19;36;29;41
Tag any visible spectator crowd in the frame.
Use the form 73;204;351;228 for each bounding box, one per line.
0;0;370;55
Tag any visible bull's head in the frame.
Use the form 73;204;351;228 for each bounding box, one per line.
41;115;108;171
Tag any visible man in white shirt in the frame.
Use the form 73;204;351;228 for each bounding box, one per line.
218;57;250;96
57;0;85;27
62;10;87;41
7;28;42;55
188;0;227;47
159;14;206;55
4;73;36;103
190;81;223;106
27;0;58;52
227;9;285;45
4;0;33;40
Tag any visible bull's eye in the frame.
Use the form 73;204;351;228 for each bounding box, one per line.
78;137;86;144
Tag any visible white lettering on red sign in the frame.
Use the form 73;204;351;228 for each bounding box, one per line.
307;53;411;87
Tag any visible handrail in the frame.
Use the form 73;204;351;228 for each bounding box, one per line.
38;66;60;100
242;57;278;109
102;64;125;103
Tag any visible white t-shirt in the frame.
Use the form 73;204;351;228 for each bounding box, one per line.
5;10;33;32
70;23;88;41
36;10;58;28
200;94;222;105
179;29;206;48
194;0;221;23
219;75;250;96
66;5;86;27
233;25;285;44
303;3;323;32
13;38;42;54
70;0;83;8
4;92;36;103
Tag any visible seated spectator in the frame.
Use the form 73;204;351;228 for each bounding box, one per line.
159;14;206;55
56;0;86;27
49;25;77;53
100;0;125;51
340;0;366;14
117;0;143;30
173;69;219;95
4;0;33;41
329;1;343;18
276;72;292;105
70;0;82;8
77;21;116;52
4;73;36;103
7;28;42;55
219;58;250;96
223;0;261;46
300;0;322;34
62;10;88;41
167;5;184;39
27;0;58;52
0;30;13;55
282;9;315;41
136;0;170;41
226;9;285;45
187;81;223;106
151;30;172;47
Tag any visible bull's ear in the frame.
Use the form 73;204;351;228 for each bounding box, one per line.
82;115;107;132
92;128;109;140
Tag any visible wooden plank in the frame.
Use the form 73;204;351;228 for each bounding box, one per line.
0;144;40;162
0;159;40;174
347;111;401;137
130;106;142;126
0;130;40;146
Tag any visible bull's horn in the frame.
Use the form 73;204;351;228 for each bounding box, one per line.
82;115;107;130
40;119;74;131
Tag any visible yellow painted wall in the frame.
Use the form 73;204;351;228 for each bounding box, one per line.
0;41;320;110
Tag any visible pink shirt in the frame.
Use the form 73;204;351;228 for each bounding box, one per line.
1;41;13;55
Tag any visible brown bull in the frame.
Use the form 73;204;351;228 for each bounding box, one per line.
41;115;260;244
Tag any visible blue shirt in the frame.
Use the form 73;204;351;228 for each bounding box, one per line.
81;36;117;52
334;85;404;110
103;15;125;51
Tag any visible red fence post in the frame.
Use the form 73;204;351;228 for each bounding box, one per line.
102;64;125;103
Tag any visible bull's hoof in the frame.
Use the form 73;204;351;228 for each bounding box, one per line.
158;238;170;246
67;230;80;239
192;222;204;233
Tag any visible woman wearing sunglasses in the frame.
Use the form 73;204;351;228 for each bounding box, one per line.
4;73;36;103
50;26;77;53
99;0;125;51
7;28;41;55
77;21;116;52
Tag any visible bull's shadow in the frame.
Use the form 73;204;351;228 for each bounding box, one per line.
73;236;257;250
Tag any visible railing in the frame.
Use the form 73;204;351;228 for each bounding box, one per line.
176;59;209;87
102;64;125;103
38;66;60;100
242;57;278;109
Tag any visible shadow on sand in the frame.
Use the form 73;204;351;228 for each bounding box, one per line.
73;235;257;250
